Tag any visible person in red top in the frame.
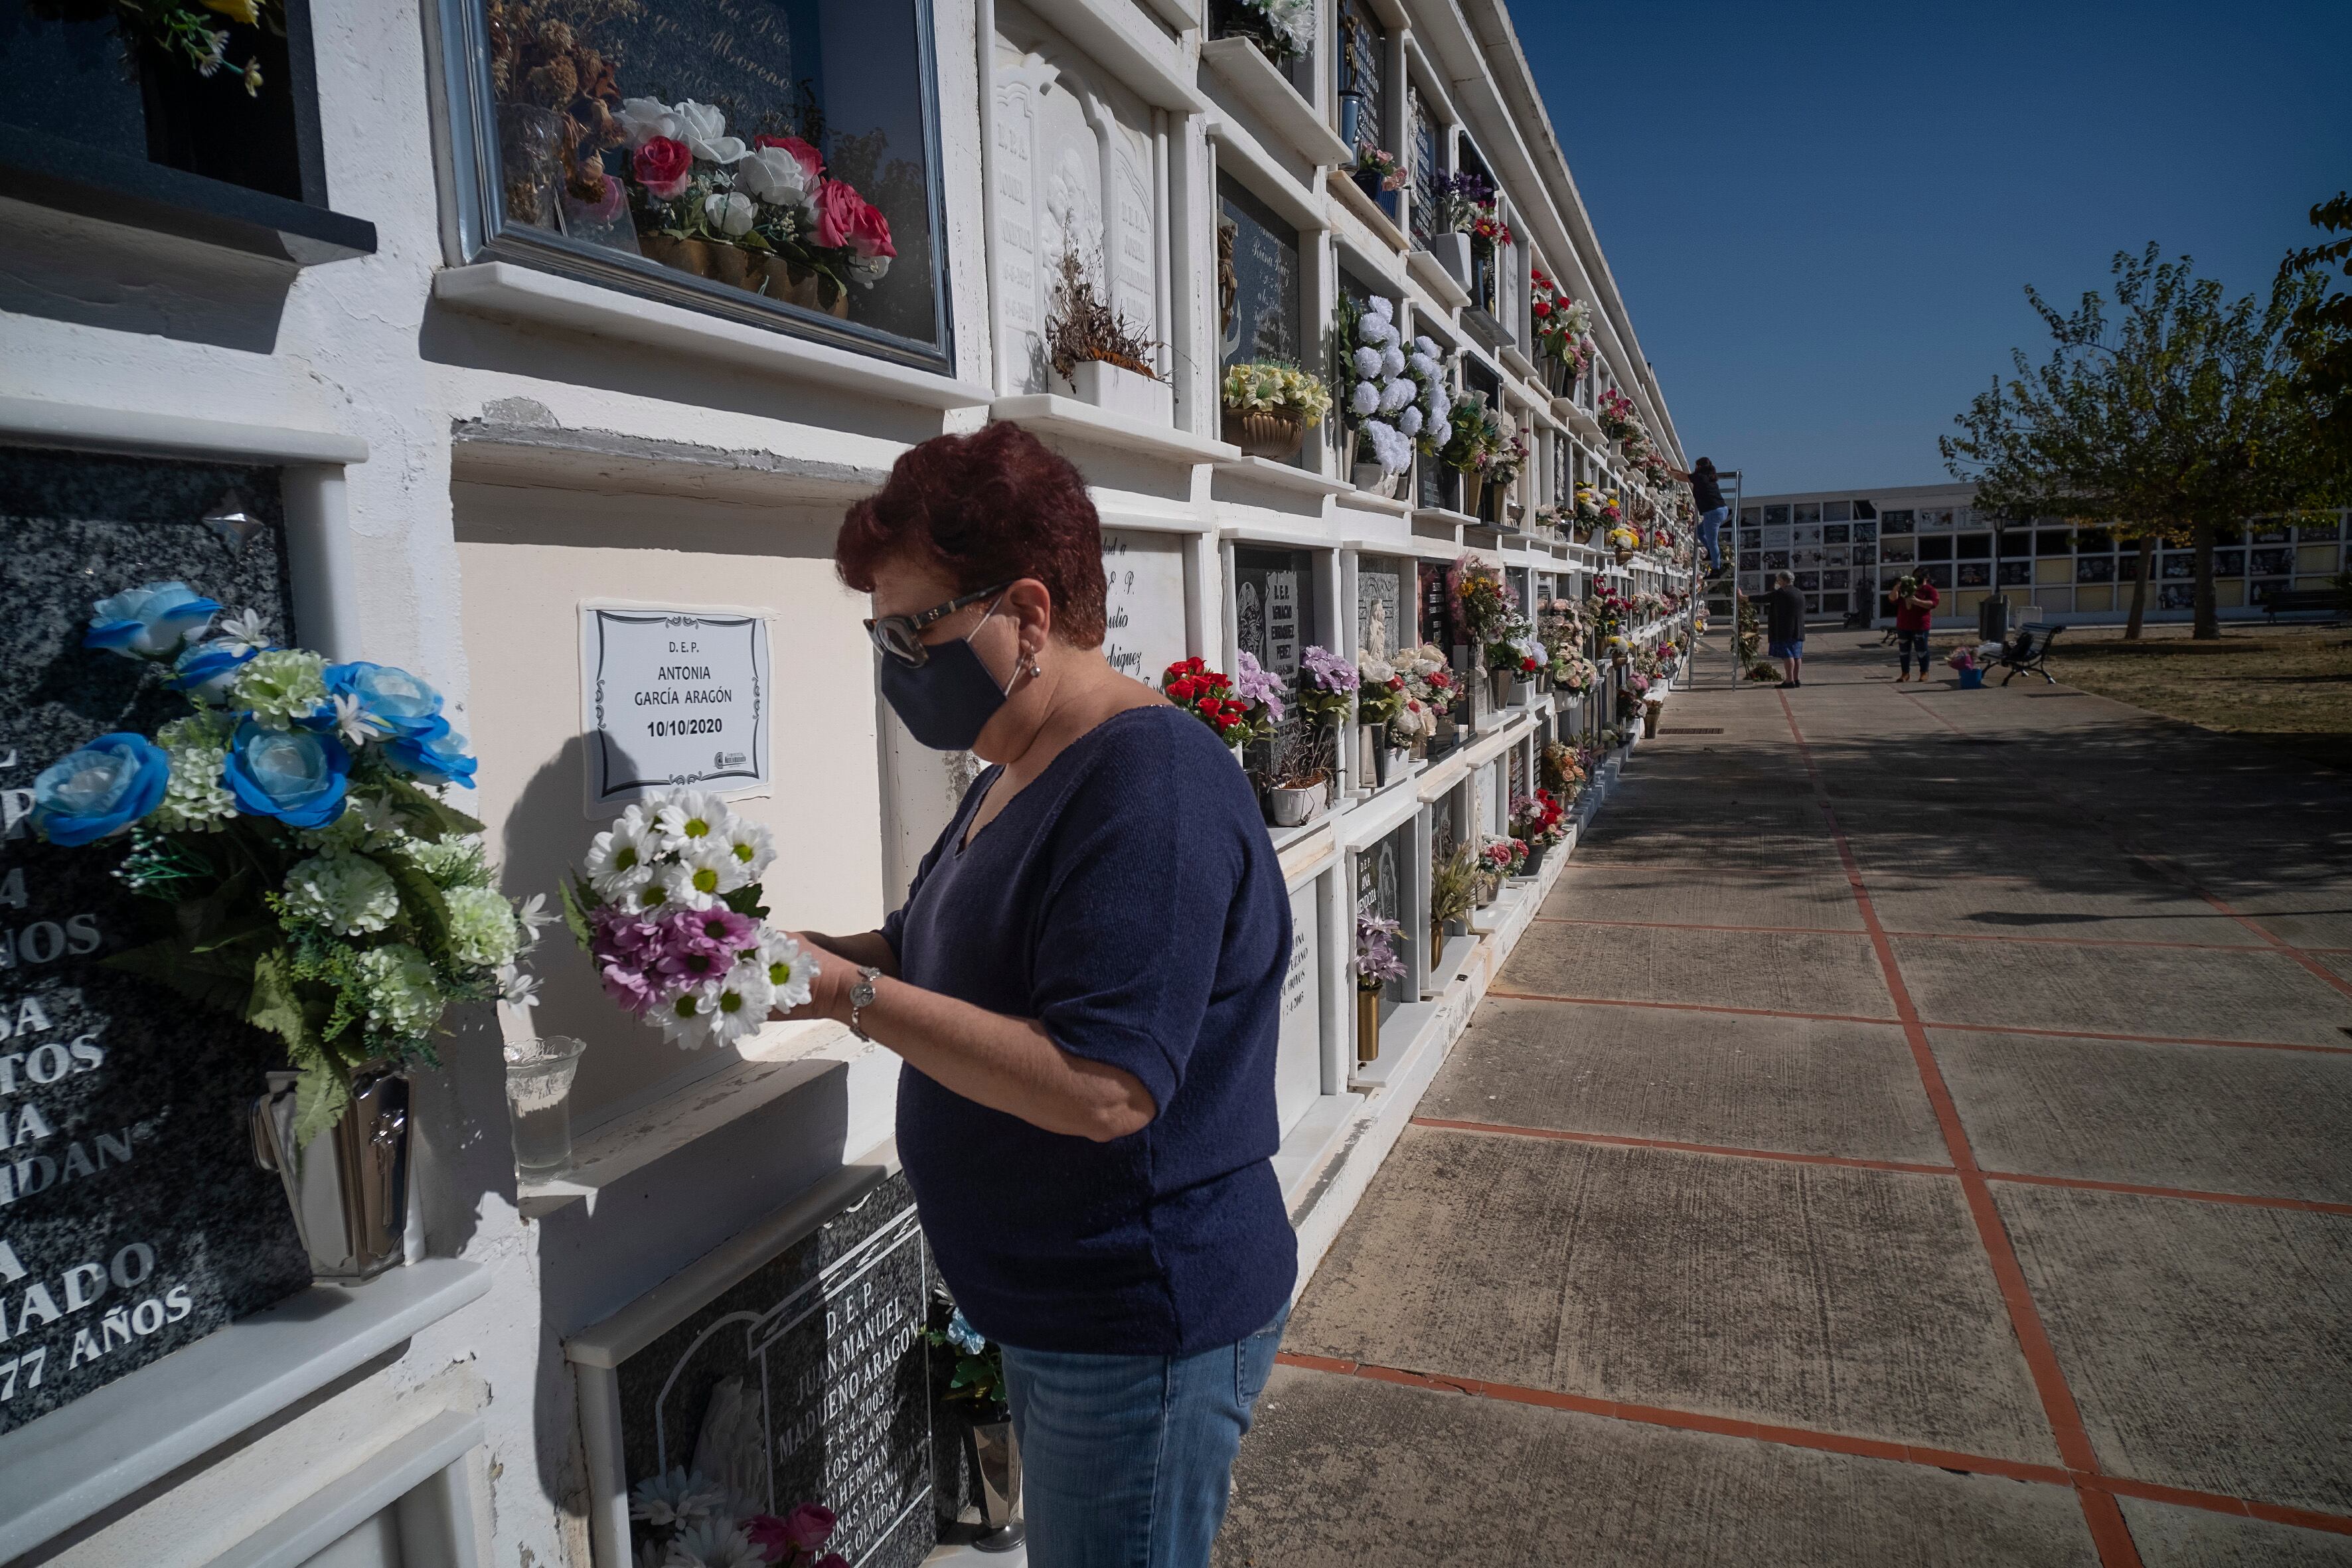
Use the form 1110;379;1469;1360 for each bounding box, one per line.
1890;574;1940;681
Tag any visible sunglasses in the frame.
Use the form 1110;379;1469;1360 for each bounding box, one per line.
865;581;1016;667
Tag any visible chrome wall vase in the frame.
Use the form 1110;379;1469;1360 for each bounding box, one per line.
250;1064;411;1283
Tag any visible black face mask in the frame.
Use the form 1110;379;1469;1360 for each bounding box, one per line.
876;597;1018;751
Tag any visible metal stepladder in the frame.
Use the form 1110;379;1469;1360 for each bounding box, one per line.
1684;467;1741;692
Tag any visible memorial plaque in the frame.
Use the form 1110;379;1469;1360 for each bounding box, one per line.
1355;556;1403;665
1417;560;1451;650
1100;530;1188;684
1273;882;1320;1133
0;446;313;1436
616;1170;933;1568
1233;548;1314;676
580;602;771;811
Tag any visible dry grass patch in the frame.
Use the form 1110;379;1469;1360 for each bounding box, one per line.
2041;621;2352;773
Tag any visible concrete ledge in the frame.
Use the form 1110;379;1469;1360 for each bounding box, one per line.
0;395;368;467
0;1259;489;1563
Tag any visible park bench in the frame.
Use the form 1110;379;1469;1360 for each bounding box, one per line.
2262;588;2345;625
1999;623;2063;685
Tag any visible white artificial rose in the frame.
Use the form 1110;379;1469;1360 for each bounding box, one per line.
737;145;815;210
617;97;677;148
672;100;747;164
704;191;756;236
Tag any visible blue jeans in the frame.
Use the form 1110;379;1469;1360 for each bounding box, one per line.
1698;506;1727;570
1002;1304;1289;1567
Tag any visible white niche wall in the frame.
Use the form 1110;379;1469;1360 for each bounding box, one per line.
992;7;1170;395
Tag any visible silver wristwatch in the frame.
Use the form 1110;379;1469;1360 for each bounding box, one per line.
848;966;882;1040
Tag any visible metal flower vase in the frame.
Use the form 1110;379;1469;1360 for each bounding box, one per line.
966;1418;1026;1551
250;1064;410;1283
1356;987;1381;1065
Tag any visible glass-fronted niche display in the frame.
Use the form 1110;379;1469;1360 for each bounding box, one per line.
443;0;952;366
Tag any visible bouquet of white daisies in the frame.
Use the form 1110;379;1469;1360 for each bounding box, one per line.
564;789;817;1049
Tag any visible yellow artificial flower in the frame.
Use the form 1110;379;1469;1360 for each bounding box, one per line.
205;0;262;23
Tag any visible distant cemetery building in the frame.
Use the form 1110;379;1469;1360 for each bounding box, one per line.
1737;483;2352;627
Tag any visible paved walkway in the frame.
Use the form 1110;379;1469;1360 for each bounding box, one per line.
1218;630;2352;1567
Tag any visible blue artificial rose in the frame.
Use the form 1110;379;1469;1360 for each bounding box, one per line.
222;721;351;828
166;637;260;700
84;582;222;659
31;733;171;847
322;661;446;739
382;726;477;789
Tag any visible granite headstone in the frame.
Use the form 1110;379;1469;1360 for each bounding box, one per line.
615;1169;935;1568
0;446;315;1437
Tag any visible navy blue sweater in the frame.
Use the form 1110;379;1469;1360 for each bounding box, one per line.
885;705;1297;1356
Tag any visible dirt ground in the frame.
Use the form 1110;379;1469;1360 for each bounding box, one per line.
2015;621;2352;774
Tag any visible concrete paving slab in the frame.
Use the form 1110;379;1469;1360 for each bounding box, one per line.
1286;1129;2061;1462
2120;1497;2352;1567
1891;937;2352;1045
1215;1367;2100;1568
1425;997;1946;1164
1996;1184;2352;1514
1933;1030;2352;1202
1537;861;1865;931
1863;874;2268;948
1499;921;1893;1016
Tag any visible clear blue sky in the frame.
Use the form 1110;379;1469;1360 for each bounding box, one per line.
1519;1;2352;497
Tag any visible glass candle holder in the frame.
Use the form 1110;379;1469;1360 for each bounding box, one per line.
503;1036;587;1178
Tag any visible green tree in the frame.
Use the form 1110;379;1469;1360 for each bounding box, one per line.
1945;245;2333;640
2278;192;2352;484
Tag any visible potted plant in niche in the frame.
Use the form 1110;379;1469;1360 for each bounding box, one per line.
1210;0;1315;70
1259;720;1331;828
1510;788;1568;878
1353;913;1407;1066
1294;644;1358;786
1428;843;1479;959
924;1297;1022;1550
1441;392;1507;519
1350;145;1409;208
1044;246;1171;424
1427;169;1496;293
1486;617;1544;709
1529;268;1595;395
1475;836;1523;905
1161;657;1279;757
1221;360;1331;461
23;581;548;1283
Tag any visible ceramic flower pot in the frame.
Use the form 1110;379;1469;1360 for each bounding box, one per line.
1225;409;1306;461
1056;358;1174;424
1351;462;1401;497
1356;987;1381;1065
761;256;852;318
1263;774;1328;828
250;1064;410;1283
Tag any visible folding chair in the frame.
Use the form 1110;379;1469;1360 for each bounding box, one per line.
1999;623;2063;685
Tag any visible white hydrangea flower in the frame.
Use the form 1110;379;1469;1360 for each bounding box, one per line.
230;649;329;728
444;884;520;970
1407;351;1439;378
1364;294;1393;321
1398;405;1424;438
153;736;234;832
654;791;731;854
1379;345;1406;378
1414;335;1437;356
1350;380;1379;418
1379;377;1415;414
356;943;441;1039
406;832;487;888
1352;346;1382;379
586;804;660;900
283;851;401;937
758;929;818;1014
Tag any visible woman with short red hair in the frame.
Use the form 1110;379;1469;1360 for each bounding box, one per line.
787;424;1295;1567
